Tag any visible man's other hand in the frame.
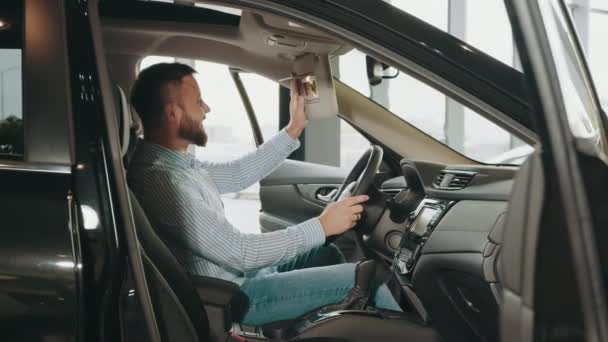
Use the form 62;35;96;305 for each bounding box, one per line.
286;78;309;139
319;193;369;237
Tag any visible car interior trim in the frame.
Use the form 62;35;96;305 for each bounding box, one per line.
89;1;163;341
24;0;74;165
215;0;538;144
101;0;538;163
0;162;71;174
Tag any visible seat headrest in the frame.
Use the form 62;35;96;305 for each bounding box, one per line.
115;85;131;158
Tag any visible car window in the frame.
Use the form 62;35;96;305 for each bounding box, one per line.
139;56;279;234
190;60;260;161
590;0;608;11
0;1;23;160
335;49;530;164
239;72;279;140
538;0;607;154
588;7;608;104
340;120;371;171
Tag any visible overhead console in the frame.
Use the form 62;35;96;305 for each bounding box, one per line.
241;12;347;55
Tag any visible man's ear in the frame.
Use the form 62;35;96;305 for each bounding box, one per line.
164;102;181;124
162;82;182;124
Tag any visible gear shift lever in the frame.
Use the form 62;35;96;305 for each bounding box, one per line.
318;260;377;314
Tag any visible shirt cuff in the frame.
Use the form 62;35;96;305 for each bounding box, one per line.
297;217;326;250
273;128;301;154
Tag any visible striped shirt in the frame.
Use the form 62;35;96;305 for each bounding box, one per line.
128;129;326;285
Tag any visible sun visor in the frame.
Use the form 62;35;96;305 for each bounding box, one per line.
281;53;338;120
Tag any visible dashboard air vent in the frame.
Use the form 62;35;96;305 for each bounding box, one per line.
381;188;403;197
433;171;476;190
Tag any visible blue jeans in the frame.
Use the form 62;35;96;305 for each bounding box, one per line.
239;245;402;325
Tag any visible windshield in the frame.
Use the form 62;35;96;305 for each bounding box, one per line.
332;0;533;165
334;49;531;165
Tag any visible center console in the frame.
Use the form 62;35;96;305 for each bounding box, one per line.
227;197;452;342
394;198;453;276
390;197;453;323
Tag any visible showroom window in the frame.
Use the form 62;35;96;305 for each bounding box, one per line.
539;0;607;154
589;9;608;108
239;72;279;141
386;0;448;32
591;0;607;9
564;0;608;110
0;0;23;159
339;120;371;171
384;0;521;69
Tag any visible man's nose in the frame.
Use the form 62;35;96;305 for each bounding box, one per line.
202;101;211;114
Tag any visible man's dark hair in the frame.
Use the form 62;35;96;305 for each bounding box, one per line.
130;62;196;131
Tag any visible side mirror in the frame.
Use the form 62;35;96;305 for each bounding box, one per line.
366;56;400;86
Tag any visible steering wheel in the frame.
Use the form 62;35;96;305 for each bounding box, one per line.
329;145;384;235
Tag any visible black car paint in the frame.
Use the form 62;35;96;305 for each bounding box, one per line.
0;0;127;341
0;170;77;340
0;1;80;341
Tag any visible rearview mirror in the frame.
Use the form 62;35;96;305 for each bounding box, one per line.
366;56;400;86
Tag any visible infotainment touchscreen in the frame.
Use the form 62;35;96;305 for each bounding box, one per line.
410;207;438;236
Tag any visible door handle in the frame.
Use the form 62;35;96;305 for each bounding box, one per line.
316;188;338;202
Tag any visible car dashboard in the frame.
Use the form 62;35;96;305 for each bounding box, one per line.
378;159;516;342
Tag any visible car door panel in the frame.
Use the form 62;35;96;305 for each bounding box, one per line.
0;1;83;340
297;184;341;206
503;1;608;341
259;160;346;232
0;169;79;341
260;159;346;186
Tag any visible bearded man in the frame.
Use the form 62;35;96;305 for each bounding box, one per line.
127;63;401;325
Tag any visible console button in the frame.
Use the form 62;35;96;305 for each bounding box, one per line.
395;259;408;274
386;231;403;250
400;249;412;260
406;259;414;270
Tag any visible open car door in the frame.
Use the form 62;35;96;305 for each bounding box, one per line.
499;0;608;341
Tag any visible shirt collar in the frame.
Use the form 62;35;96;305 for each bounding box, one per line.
135;139;195;169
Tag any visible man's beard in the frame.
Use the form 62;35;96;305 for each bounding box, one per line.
179;113;208;147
